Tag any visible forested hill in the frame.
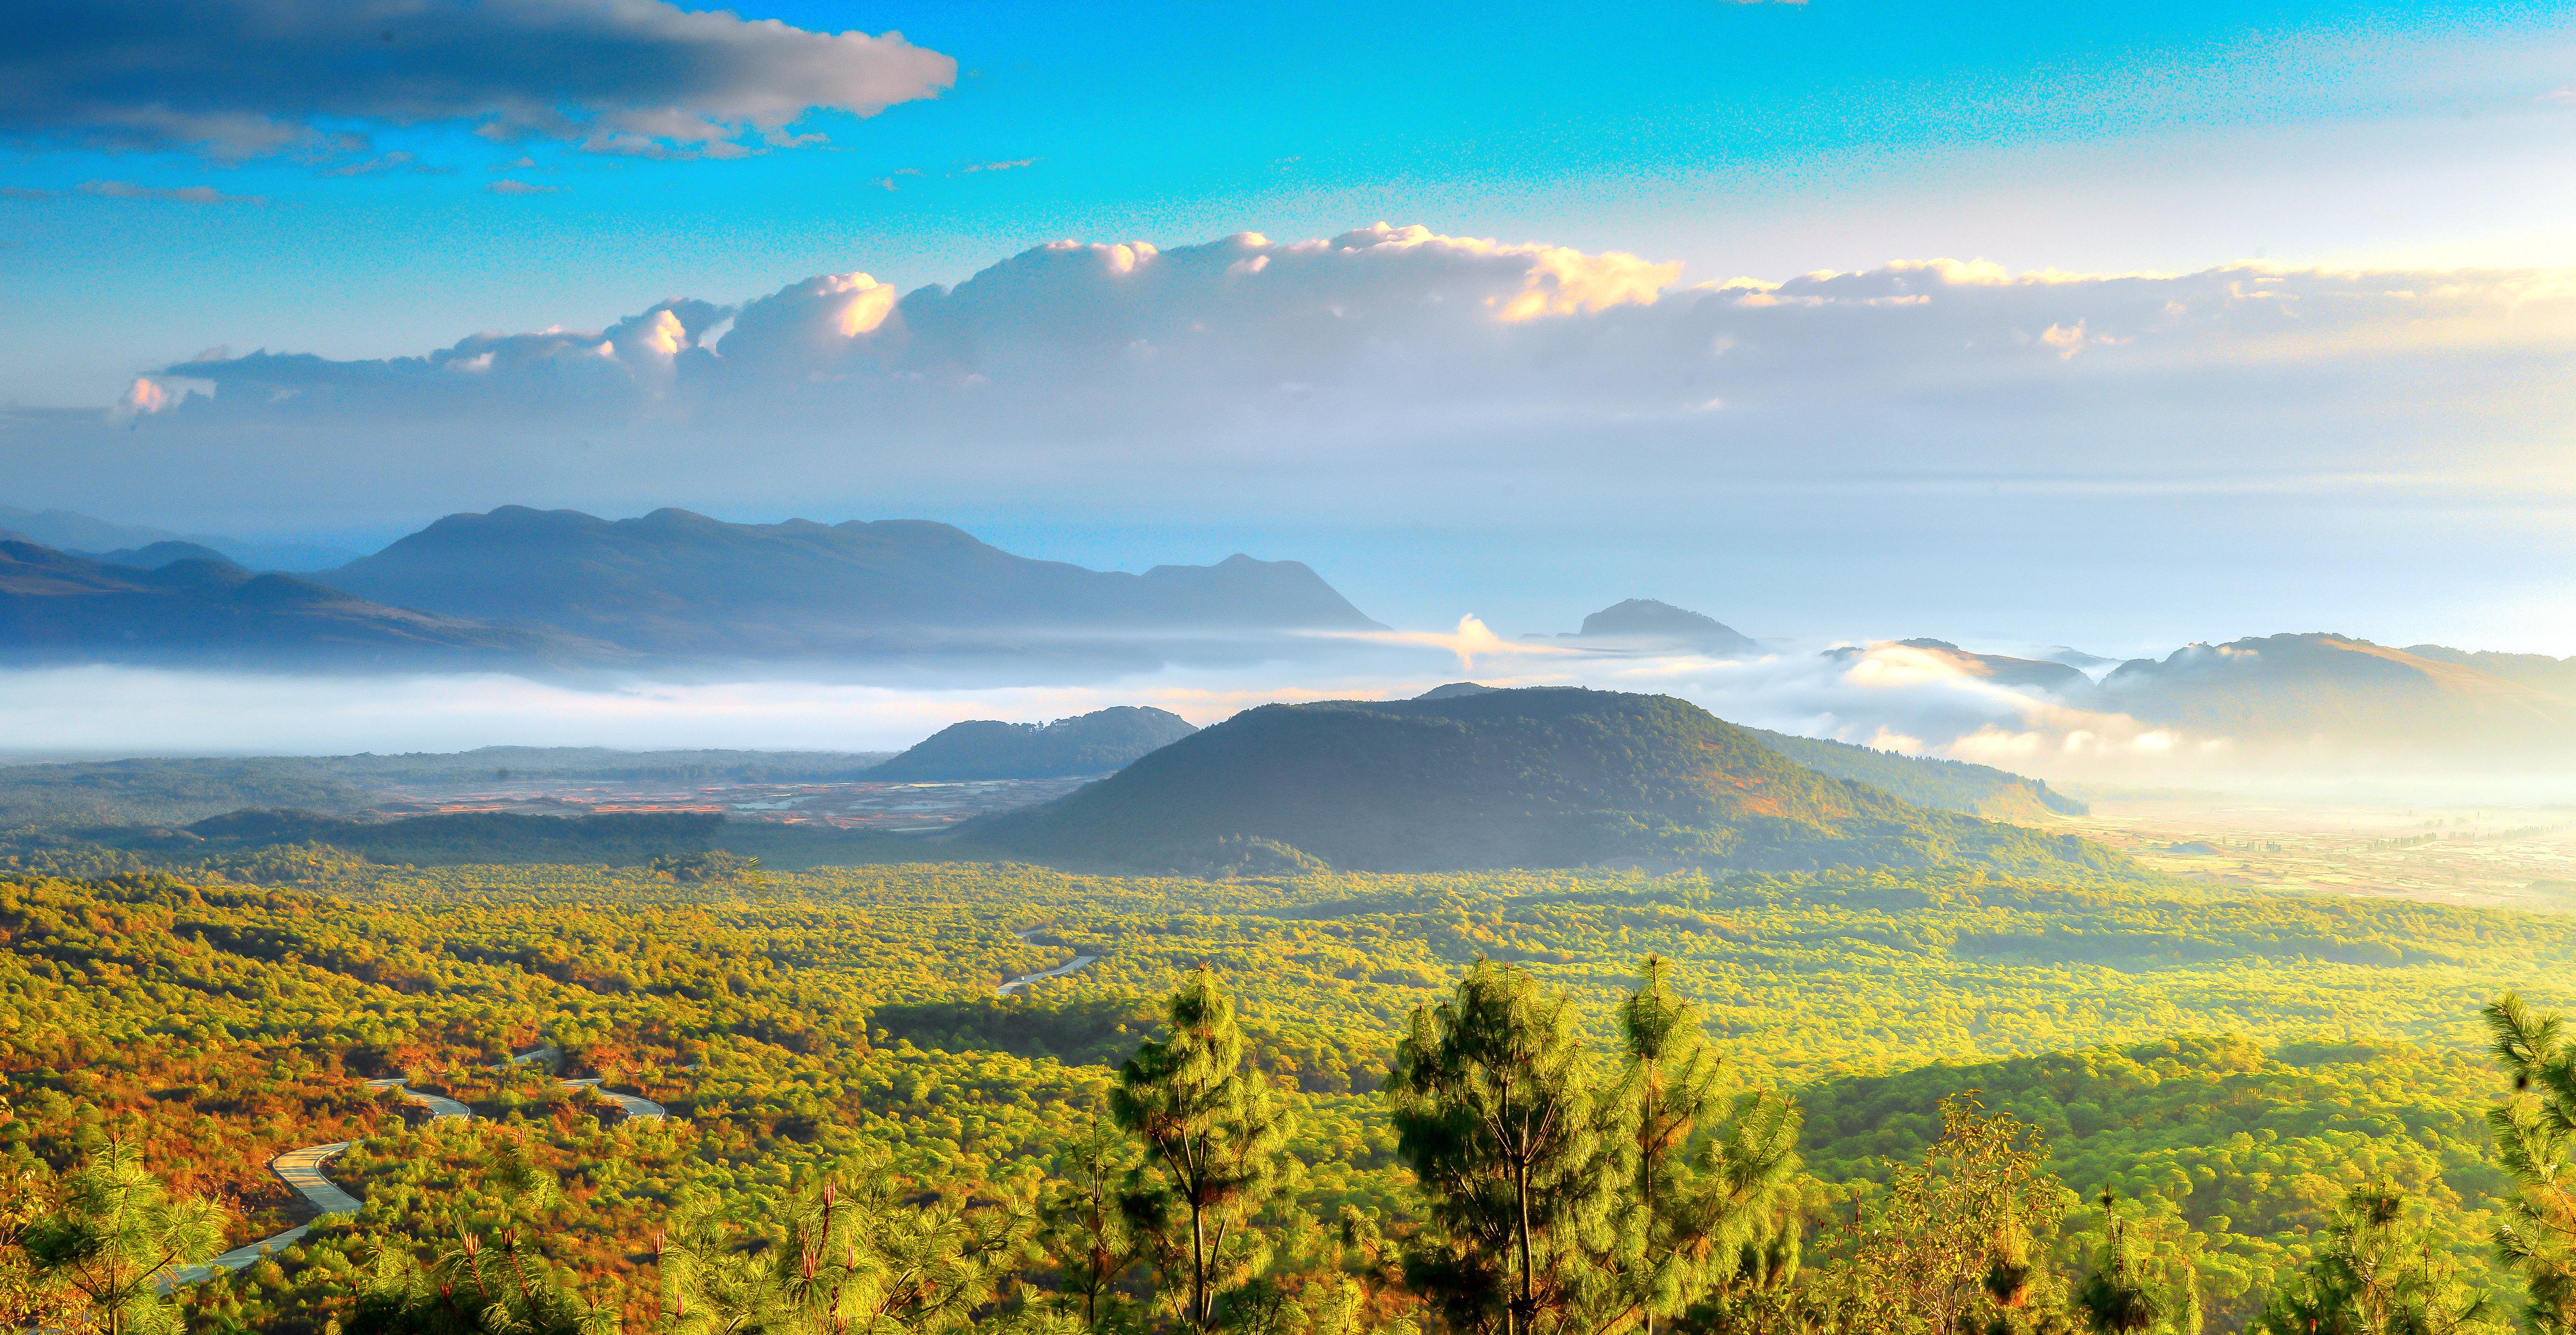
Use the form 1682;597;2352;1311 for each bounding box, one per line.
1748;728;2086;821
962;686;2122;875
869;706;1197;781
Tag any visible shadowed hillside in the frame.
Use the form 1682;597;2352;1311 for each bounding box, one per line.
869;706;1196;781
0;539;609;671
963;686;2123;874
1749;728;2087;820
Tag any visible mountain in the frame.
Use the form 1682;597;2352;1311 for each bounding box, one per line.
869;707;1198;781
1565;598;1759;656
2401;644;2576;700
0;539;610;670
86;541;237;570
2097;633;2576;753
1415;681;1500;700
962;686;2122;875
1863;639;2092;694
321;507;1382;659
0;504;354;570
1747;730;2087;821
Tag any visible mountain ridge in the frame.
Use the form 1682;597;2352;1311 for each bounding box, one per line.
321;506;1383;659
0;539;613;671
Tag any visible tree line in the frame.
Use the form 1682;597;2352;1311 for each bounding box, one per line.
8;958;2576;1335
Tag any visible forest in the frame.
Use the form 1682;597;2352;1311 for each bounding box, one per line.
4;849;2575;1334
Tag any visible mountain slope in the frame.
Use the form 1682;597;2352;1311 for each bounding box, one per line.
322;507;1380;657
963;687;2121;874
870;707;1197;781
1748;730;2086;820
0;539;608;670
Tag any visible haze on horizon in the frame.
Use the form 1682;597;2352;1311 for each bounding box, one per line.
3;0;2574;787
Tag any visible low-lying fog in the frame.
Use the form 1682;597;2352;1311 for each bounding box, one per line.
7;620;2571;808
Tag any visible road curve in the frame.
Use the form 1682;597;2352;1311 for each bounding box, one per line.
168;1055;664;1289
998;952;1100;997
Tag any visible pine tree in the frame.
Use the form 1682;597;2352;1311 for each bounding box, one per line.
1036;1111;1143;1330
2249;1183;2498;1335
1600;956;1739;1335
1112;966;1294;1330
20;1138;226;1335
2483;992;2576;1333
1386;959;1608;1335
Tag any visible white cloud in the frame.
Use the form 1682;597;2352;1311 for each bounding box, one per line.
8;222;2575;573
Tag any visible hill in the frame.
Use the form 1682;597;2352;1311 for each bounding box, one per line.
962;686;2122;874
1564;598;1758;655
1748;728;2086;820
0;503;353;569
0;539;612;671
85;539;237;569
869;706;1196;781
321;507;1381;658
2097;632;2576;753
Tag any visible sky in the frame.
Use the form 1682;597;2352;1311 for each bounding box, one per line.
4;0;2575;660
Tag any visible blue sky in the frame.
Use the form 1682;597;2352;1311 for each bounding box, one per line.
3;0;2574;655
8;0;2573;404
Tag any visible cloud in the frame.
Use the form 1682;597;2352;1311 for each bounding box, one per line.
1;0;956;162
8;222;2575;584
485;179;560;196
321;151;416;177
1313;615;1580;669
959;158;1038;174
78;179;262;204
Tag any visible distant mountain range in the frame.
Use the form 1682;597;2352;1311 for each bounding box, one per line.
2095;633;2576;754
869;707;1198;781
320;507;1380;660
0;539;610;671
962;686;2120;875
0;507;1383;672
0;504;356;571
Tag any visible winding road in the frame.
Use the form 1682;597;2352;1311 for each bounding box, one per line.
175;934;1106;1292
166;1056;666;1289
997;932;1100;997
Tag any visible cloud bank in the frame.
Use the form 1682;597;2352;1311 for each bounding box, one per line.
10;221;2575;650
2;0;955;160
59;224;2575;506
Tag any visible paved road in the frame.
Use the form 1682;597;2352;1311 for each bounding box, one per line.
558;1078;666;1121
362;1078;470;1120
998;952;1100;997
165;1141;356;1288
166;1053;665;1289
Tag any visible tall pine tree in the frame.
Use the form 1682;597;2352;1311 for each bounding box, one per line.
1602;955;1734;1335
1113;967;1293;1330
1387;960;1608;1335
2483;993;2576;1333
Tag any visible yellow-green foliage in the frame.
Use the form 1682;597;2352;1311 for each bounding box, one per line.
5;856;2573;1334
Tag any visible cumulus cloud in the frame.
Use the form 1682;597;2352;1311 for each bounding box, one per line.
2;0;955;160
8;221;2575;607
